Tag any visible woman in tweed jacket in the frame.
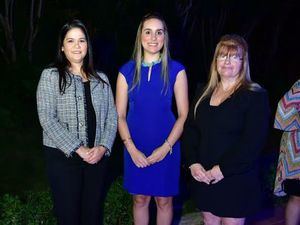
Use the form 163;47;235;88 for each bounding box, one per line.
36;20;117;225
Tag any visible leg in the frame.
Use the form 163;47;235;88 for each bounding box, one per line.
81;157;108;225
154;197;173;225
44;146;82;225
221;217;245;225
133;195;151;225
202;211;221;225
286;195;300;225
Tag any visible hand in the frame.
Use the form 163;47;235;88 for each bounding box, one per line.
76;146;92;161
129;149;149;168
147;144;169;164
85;146;107;164
207;165;224;184
189;163;211;184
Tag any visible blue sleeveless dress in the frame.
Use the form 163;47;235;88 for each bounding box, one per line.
119;59;185;196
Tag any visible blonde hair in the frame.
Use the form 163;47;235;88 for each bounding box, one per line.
194;34;261;117
130;13;170;93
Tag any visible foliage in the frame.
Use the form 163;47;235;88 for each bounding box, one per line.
104;177;133;225
0;191;56;225
0;194;23;225
0;63;46;196
0;178;134;225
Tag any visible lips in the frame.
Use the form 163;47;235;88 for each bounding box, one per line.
221;66;233;69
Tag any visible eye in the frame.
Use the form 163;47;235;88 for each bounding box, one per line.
144;30;151;35
79;39;87;43
230;55;239;60
156;30;164;36
66;39;74;43
218;55;227;60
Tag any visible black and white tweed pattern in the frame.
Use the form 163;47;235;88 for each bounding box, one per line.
36;68;117;157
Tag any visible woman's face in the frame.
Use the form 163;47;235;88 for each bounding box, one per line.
216;48;243;80
62;27;87;65
141;18;165;57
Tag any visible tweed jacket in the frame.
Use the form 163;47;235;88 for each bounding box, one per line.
36;68;117;157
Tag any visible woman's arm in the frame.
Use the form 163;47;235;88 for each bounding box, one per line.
36;69;84;157
116;73;149;168
89;74;118;164
147;70;189;164
99;75;118;154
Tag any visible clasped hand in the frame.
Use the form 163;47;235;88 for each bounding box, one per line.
130;144;170;168
189;164;224;185
76;146;106;164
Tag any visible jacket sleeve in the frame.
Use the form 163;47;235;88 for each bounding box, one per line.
219;90;270;177
182;85;205;167
36;69;82;156
183;109;201;167
99;74;117;155
274;80;300;131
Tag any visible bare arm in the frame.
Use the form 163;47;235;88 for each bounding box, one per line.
116;73;149;168
147;70;189;164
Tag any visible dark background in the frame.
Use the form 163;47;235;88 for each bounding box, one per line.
0;0;299;207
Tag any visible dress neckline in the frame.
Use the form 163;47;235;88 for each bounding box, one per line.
141;58;161;67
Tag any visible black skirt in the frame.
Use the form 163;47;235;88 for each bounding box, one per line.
283;179;300;196
191;169;262;218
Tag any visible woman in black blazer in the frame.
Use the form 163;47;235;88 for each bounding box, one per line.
183;34;269;225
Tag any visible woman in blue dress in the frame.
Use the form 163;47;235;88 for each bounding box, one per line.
116;13;189;225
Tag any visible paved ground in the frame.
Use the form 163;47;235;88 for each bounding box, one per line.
178;206;285;225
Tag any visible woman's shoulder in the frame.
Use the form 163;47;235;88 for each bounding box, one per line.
236;87;268;106
119;60;135;74
240;86;267;97
40;67;59;80
291;79;300;92
42;67;58;75
95;71;109;82
169;59;185;72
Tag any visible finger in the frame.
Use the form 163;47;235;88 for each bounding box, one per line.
147;156;154;164
195;175;209;184
149;158;157;164
86;150;93;156
138;162;146;168
198;174;210;184
136;158;148;167
140;159;150;167
83;155;93;162
211;179;220;184
193;175;201;182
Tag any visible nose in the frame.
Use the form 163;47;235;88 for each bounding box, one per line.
74;41;81;48
224;55;231;64
151;33;157;40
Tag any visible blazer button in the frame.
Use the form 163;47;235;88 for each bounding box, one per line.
77;96;82;100
79;122;84;127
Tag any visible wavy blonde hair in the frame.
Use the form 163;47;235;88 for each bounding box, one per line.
130;13;170;93
194;34;261;117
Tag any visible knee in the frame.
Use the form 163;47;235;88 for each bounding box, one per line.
203;212;221;225
221;218;245;225
133;195;151;208
290;195;300;204
155;197;172;211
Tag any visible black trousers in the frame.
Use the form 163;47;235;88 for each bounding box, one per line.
44;146;108;225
